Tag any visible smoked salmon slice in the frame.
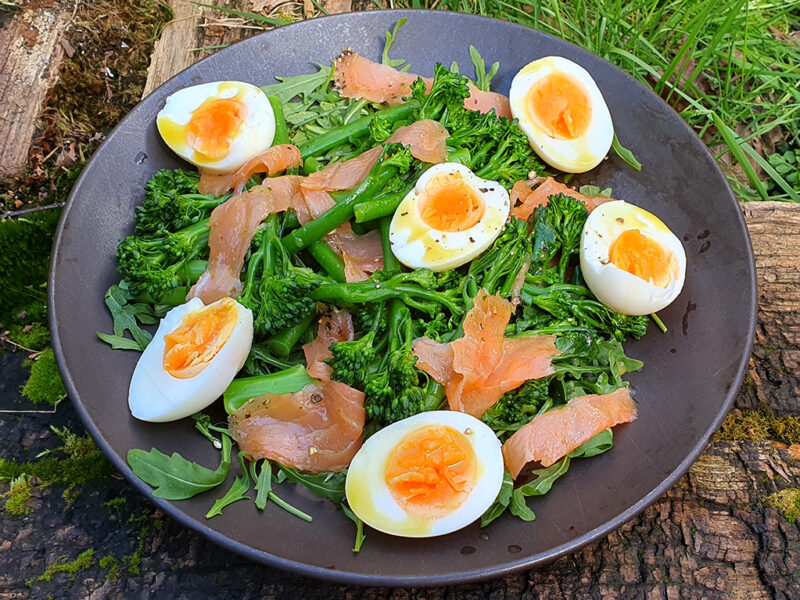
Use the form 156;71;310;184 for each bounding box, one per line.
229;379;366;474
326;222;384;283
510;177;613;221
303;309;354;380
334;50;512;119
413;289;560;418
198;144;302;196
187;176;302;304
502;387;638;478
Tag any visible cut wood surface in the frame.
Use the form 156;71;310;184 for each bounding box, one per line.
0;2;72;176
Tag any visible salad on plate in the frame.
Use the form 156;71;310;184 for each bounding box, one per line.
99;20;687;549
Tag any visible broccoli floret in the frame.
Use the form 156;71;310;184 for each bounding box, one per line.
410;63;471;124
326;331;377;389
363;301;444;425
445;107;546;188
530;193;589;280
469;217;531;297
116;219;210;299
481;377;552;440
136;169;227;235
238;215;321;336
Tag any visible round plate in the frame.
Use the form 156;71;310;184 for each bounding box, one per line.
49;10;756;586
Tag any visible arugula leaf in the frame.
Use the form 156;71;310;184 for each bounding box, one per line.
612;133;642;171
578;184;613;197
480;470;513;527
206;452;251;518
127;434;232;500
96;332;141;350
469;45;500;92
250;460;313;521
98;284;152;351
252;459;272;511
382;17;408;69
278;465;347;504
261;66;332;103
340;503;366;552
485;429;615;523
569;428;613;458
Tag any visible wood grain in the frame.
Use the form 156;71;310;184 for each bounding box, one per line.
0;3;71;176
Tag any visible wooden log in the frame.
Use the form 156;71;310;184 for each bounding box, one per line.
0;4;72;176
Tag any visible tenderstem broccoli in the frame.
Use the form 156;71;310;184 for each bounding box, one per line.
116;219;210;299
363;300;444;425
238;215;321;336
136;169;228;235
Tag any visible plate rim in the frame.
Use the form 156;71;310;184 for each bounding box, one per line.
48;8;758;587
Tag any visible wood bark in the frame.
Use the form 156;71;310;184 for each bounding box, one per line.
0;2;72;176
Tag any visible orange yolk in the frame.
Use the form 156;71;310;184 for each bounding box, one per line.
527;71;592;140
384;424;477;518
418;173;485;232
162;298;238;379
609;229;676;288
185;98;247;161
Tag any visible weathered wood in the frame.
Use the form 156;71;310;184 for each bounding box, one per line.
0;2;72;176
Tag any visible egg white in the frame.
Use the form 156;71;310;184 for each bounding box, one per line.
389;163;510;272
509;56;613;173
580;200;687;315
128;297;254;422
345;411;504;538
156;81;276;174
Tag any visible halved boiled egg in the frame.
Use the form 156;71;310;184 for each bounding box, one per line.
156;81;276;174
129;297;253;422
580;200;687;315
345;411;504;538
389;163;510;272
509;56;613;173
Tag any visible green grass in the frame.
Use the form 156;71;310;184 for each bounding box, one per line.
223;0;800;202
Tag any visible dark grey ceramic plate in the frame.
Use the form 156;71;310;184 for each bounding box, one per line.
50;10;757;586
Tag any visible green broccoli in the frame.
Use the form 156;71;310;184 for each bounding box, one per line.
238;215;321;336
136;169;227;234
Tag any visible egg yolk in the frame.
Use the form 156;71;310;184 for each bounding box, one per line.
609;229;677;288
527;71;592;140
185;98;247;161
418;173;486;232
162;298;238;379
384;424;477;517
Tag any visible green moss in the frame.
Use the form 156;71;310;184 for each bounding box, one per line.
0;210;60;327
99;555;119;581
21;349;66;406
27;549;94;585
0;428;113;495
765;489;800;523
2;475;33;515
715;404;800;445
102;497;127;511
7;322;50;350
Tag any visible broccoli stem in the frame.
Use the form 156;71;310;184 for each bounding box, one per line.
267;96;290;146
223;364;313;414
379;216;400;272
266;311;316;357
307;240;346;282
280;160;402;254
353;187;410;223
296;102;419;159
310;280;461;315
